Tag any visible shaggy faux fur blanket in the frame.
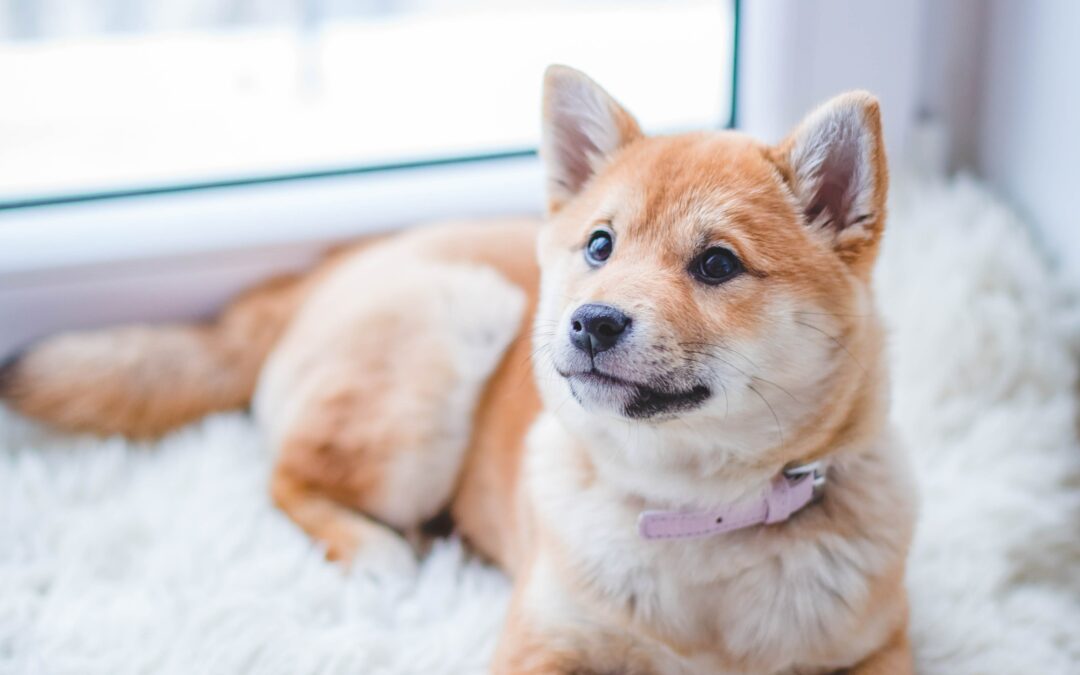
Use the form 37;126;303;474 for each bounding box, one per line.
2;176;1078;674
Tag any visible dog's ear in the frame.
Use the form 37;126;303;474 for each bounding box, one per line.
773;91;888;272
541;65;642;214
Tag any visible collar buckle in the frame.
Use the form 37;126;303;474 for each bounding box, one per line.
783;460;827;501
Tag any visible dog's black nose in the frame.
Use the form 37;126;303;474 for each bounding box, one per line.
569;303;631;355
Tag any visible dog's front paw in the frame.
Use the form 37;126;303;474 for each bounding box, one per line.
338;520;418;579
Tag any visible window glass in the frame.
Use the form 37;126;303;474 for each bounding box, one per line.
0;0;735;205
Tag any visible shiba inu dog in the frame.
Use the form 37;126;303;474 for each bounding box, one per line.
1;66;915;673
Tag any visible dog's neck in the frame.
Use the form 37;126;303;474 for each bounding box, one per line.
577;427;794;510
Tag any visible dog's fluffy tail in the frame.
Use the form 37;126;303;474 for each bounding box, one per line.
0;274;308;439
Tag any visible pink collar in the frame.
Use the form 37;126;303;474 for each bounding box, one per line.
637;462;826;540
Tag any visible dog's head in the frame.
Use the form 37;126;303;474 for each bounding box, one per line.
533;66;889;469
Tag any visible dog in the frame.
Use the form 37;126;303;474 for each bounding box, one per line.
0;66;916;674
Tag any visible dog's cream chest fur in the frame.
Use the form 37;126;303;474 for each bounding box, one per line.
522;412;915;674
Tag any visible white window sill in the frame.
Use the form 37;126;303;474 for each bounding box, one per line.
0;154;543;357
0;154;542;277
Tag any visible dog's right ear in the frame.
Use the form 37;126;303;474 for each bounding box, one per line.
541;65;642;214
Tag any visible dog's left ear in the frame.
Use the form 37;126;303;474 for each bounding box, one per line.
541;65;643;214
773;91;888;272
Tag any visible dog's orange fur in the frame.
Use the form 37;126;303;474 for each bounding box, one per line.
1;67;914;673
0;273;306;438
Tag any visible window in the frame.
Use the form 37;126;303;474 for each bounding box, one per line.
0;0;735;208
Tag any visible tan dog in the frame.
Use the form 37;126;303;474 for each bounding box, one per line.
1;66;915;674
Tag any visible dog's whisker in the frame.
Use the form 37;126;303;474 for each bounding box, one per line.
794;319;866;374
793;310;869;320
748;383;784;448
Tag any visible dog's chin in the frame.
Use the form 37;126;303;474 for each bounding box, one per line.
560;369;711;421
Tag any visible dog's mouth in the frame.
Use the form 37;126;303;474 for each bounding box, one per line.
562;368;639;389
557;367;711;419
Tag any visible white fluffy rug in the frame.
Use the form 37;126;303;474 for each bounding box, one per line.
2;176;1079;674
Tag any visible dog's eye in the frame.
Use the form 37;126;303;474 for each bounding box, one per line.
691;247;743;284
585;229;614;266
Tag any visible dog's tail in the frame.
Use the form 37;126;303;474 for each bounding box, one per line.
0;273;309;439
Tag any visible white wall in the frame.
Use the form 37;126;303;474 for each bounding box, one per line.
976;0;1080;280
914;0;988;173
915;0;1079;278
737;0;924;161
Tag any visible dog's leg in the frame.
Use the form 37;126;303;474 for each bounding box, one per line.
845;629;913;675
265;370;469;572
257;250;527;570
270;465;415;571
